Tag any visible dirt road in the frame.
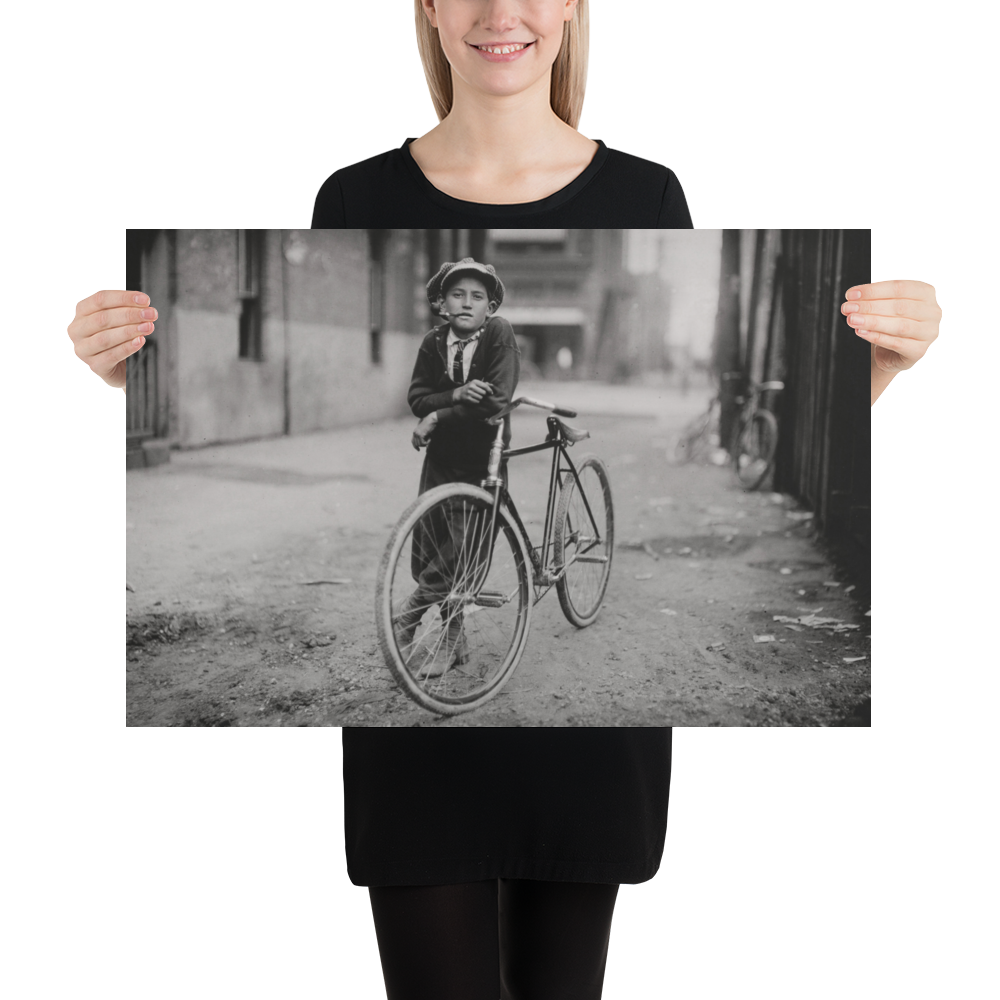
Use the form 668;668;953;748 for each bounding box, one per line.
126;381;870;727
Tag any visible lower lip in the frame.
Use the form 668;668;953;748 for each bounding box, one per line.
470;42;534;63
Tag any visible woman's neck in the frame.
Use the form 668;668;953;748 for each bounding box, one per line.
408;75;599;205
427;81;580;174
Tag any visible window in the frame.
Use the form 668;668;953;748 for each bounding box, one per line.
488;228;568;253
237;229;263;360
368;229;388;365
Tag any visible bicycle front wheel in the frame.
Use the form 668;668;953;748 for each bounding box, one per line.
554;455;614;627
733;410;779;490
375;483;532;715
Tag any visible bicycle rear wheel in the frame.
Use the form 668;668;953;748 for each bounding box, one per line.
375;483;532;714
733;410;779;490
554;455;614;627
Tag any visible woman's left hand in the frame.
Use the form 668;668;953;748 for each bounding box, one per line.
842;280;941;373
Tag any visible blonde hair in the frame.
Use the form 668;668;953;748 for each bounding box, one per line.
413;0;589;130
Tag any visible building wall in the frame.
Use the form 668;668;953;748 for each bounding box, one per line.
162;229;422;448
171;231;286;446
137;228;723;450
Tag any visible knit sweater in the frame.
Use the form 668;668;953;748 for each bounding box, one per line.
408;315;520;471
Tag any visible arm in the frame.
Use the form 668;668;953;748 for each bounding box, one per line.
441;317;520;425
407;334;459;449
407;337;459;418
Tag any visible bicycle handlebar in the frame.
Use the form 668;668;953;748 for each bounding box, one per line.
487;396;578;424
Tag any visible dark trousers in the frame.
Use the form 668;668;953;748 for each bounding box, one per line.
369;879;620;1000
409;456;507;604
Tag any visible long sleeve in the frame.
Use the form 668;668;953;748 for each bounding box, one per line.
442;317;519;426
406;319;520;469
407;333;456;418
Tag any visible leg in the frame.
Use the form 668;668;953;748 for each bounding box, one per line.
498;879;620;1000
368;880;500;1000
404;460;501;670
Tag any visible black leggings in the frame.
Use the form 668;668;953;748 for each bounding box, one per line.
368;878;620;1000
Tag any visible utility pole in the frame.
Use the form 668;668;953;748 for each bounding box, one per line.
712;229;741;448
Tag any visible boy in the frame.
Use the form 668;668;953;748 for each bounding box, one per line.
396;258;520;675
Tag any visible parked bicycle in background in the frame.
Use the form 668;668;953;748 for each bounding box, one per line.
731;379;784;490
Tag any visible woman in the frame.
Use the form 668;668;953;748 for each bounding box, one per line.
310;1;690;226
311;11;680;1000
68;3;939;998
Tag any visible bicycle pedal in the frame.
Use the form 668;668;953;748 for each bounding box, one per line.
473;590;507;608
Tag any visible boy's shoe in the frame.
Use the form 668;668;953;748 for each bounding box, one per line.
419;615;469;678
393;593;428;649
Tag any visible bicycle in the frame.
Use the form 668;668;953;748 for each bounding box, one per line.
374;396;614;715
731;379;784;490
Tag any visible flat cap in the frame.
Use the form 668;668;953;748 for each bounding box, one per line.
426;257;505;307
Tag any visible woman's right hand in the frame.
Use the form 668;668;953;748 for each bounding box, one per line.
68;290;157;389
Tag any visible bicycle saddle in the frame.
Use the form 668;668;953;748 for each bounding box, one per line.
551;416;590;443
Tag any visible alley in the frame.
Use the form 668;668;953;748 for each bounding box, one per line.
126;381;870;727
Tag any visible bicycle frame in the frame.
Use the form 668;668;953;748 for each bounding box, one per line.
479;412;606;606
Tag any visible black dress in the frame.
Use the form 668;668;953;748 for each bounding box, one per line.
343;728;672;886
311;138;692;228
314;139;689;888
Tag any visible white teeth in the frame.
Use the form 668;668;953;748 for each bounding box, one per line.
479;43;528;54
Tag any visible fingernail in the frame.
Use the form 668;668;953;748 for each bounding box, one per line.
848;315;865;327
138;322;153;333
133;294;149;305
846;288;862;300
842;303;859;314
133;336;145;347
140;308;156;319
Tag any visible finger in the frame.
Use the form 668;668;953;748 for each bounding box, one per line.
851;326;919;360
75;289;150;319
74;321;155;360
842;296;940;321
88;334;147;377
844;280;936;303
845;312;932;342
77;306;159;351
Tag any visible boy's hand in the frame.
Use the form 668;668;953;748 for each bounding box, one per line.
69;290;157;389
453;380;493;405
412;412;438;450
842;280;941;373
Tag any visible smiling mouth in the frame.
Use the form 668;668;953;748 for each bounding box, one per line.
472;42;534;55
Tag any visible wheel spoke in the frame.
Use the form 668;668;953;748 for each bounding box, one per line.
376;486;530;713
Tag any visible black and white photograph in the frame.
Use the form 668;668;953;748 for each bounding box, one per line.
126;228;869;727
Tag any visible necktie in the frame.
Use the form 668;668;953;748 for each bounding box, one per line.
452;341;465;385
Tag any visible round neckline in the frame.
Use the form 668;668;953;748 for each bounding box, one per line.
399;138;609;216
